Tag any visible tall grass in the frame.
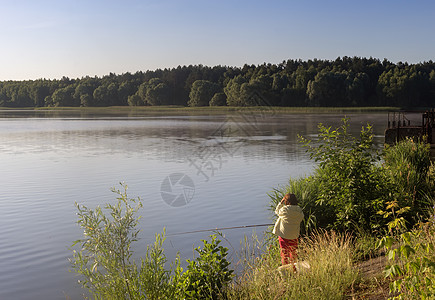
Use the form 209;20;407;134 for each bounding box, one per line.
228;230;357;300
268;176;324;235
383;137;435;226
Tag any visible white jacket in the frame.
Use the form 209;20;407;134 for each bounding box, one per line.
272;203;304;240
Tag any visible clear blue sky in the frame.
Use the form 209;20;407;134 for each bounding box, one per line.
1;0;434;80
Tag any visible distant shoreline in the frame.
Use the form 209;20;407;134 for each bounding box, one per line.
0;106;401;115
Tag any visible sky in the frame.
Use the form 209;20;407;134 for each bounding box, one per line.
0;0;434;81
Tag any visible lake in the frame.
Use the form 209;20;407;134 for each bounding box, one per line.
0;109;391;299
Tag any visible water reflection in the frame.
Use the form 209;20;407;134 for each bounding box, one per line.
0;112;389;161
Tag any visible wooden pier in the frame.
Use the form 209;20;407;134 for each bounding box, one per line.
385;109;435;157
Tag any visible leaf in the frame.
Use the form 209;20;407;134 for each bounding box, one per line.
408;261;420;273
386;201;398;210
71;239;82;247
392;265;402;276
401;232;413;244
384;236;395;249
397;206;411;215
384;265;395;278
388;249;396;261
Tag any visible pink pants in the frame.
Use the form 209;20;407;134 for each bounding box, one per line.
278;236;298;265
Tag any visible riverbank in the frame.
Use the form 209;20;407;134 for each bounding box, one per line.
259;121;435;299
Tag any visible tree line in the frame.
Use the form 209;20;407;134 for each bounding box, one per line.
1;57;434;108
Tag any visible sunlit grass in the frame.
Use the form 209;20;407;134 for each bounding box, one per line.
227;230;358;300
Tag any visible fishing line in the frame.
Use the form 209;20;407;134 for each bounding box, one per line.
166;223;274;237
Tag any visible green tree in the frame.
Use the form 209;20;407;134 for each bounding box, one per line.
377;66;429;107
127;94;143;106
292;65;316;91
71;184;236;299
80;94;92;107
245;74;276;106
280;87;306;106
93;83;119;106
137;78;171;106
224;75;248;106
74;77;99;106
118;81;138;106
146;82;171;106
188;80;221;107
209;92;227;106
52;85;76;107
346;72;370;106
30;82;50;107
429;70;435;100
306;71;348;106
11;85;33;107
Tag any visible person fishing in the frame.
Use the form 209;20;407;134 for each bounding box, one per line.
272;193;304;267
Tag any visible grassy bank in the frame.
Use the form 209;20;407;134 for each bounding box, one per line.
228;231;358;300
229;126;434;299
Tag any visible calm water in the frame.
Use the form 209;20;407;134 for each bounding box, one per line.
0;110;390;299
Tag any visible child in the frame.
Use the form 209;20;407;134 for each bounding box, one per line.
272;193;304;266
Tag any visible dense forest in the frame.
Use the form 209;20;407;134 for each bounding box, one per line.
1;57;434;108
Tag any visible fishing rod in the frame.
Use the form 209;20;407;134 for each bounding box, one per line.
167;223;274;237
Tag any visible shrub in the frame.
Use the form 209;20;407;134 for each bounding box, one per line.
379;209;435;299
137;231;183;300
298;118;386;232
70;184;144;299
178;234;234;299
70;184;233;299
377;165;435;299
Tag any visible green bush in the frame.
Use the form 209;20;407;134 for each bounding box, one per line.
298;118;386;232
275;119;434;234
70;184;145;299
137;232;183;300
378;207;435;299
70;183;233;300
178;234;234;299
